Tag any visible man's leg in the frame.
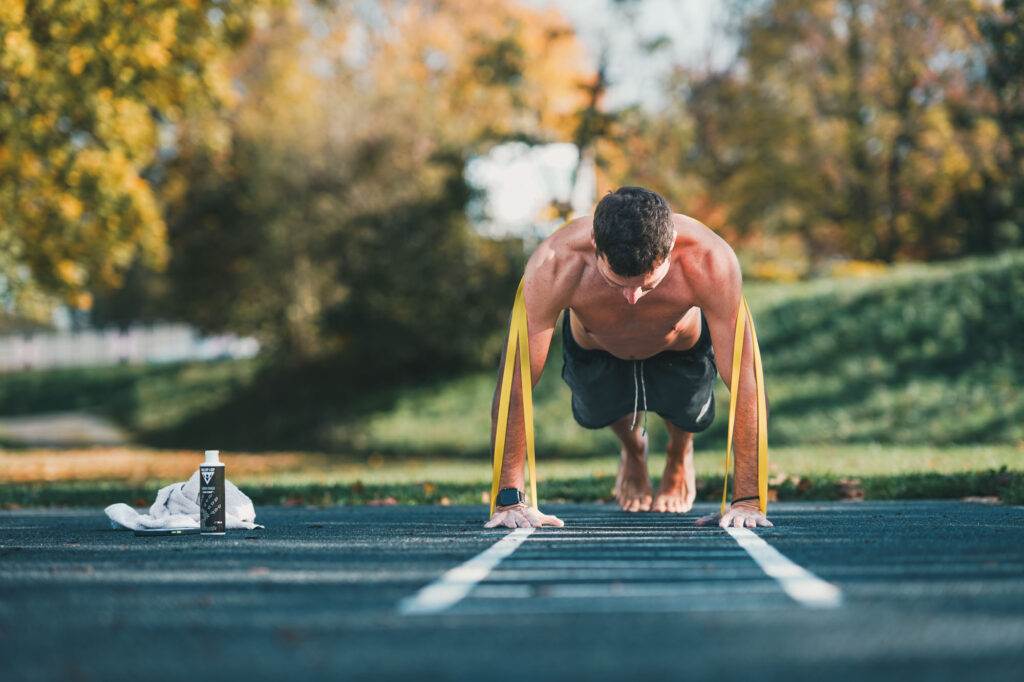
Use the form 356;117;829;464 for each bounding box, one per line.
651;417;697;513
610;414;652;512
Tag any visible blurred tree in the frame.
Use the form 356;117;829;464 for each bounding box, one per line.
954;0;1024;252
0;0;272;317
707;0;994;263
610;0;1021;267
164;0;593;375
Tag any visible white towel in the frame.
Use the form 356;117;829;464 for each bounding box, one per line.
105;469;264;531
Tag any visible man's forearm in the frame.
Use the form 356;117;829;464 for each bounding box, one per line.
490;348;527;493
731;373;768;502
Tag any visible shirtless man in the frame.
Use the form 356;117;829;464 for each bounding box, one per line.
485;186;772;531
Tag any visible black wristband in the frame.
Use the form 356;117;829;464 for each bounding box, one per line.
731;495;760;505
496;487;526;507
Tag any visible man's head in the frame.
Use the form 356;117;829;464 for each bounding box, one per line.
592;187;675;304
592;187;675;277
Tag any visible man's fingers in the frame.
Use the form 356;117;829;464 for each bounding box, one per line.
744;516;757;529
484;515;502;528
732;515;745;529
541;514;565;527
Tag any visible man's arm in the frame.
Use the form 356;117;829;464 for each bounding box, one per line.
691;243;773;529
484;240;570;528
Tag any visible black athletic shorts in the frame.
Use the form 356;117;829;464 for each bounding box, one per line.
560;308;718;432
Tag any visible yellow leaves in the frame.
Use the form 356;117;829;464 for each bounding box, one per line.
3;29;37;77
29;112;57;137
67;45;92;75
830;260;890;279
101;28;120;52
360;0;591;145
56;194;83;221
0;1;25;26
94;96;156;157
57;260;86;287
156;9;179;47
202;62;236;106
0;0;278;310
20;151;42;178
136;41;170;69
72;292;93;311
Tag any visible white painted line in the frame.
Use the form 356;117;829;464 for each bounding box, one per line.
399;528;535;615
726;527;842;608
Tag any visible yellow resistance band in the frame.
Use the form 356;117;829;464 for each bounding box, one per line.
720;295;769;515
489;278;538;516
489;280;769;518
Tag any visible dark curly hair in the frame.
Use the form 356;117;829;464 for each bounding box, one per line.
592;187;675;277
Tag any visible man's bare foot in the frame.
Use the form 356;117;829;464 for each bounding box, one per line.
613;434;652;512
652;447;696;513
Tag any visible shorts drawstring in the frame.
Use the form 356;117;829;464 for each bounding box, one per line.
629;359;648;437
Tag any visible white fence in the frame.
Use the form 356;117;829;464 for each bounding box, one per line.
0;324;260;373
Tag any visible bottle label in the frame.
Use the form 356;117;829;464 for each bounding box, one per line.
199;465;226;534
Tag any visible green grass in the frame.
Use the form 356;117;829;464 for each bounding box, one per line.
2;444;1021;508
0;359;260;437
335;249;1024;453
1;250;1022;458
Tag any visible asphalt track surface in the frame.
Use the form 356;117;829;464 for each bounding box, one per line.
2;501;1023;681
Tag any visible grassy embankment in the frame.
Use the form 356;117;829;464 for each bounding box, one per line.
1;250;1022;507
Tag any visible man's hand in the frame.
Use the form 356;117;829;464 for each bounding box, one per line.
484;503;565;529
695;501;773;529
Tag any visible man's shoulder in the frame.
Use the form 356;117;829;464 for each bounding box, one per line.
524;217;591;291
524;216;589;282
671;214;741;298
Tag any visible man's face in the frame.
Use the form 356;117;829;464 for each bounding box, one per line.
595;252;672;305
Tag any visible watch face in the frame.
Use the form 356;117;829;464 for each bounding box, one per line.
497;488;523;506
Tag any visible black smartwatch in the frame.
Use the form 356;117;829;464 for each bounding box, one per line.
496;487;525;507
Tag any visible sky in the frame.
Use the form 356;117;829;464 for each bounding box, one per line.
536;0;735;111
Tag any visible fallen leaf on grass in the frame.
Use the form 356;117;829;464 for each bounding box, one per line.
836;478;864;501
962;496;1000;505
